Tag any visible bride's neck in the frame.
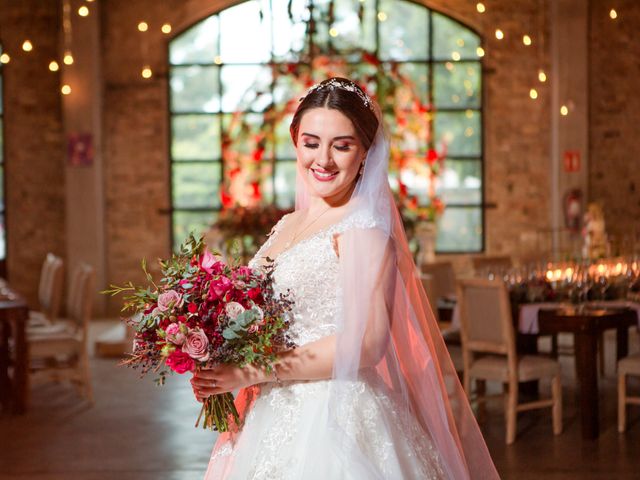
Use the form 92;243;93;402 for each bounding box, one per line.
306;183;355;216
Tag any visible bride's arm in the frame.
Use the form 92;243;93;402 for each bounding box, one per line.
191;229;396;399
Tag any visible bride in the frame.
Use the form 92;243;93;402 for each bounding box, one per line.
191;77;498;479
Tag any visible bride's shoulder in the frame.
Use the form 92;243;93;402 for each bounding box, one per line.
267;211;296;237
335;209;386;234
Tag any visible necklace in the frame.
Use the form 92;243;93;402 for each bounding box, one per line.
283;206;333;250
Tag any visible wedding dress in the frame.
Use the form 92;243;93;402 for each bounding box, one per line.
204;211;447;479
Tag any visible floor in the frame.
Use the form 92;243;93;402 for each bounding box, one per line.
0;321;639;480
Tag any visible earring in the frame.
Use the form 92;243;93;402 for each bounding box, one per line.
359;162;366;175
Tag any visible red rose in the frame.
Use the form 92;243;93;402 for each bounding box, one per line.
176;315;187;323
248;287;262;300
165;350;195;374
188;302;198;314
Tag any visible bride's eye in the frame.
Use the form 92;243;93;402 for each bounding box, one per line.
334;144;351;152
303;143;319;149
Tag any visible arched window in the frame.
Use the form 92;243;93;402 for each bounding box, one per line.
0;43;6;264
169;0;483;253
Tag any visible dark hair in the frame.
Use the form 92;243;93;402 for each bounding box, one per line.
289;77;379;150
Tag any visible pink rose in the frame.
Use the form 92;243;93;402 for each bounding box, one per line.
157;290;182;312
199;250;217;274
248;324;260;334
209;276;232;300
165;323;185;345
166;350;195;374
183;328;210;362
225;301;245;320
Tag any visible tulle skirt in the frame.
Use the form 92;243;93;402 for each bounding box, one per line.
204;370;446;479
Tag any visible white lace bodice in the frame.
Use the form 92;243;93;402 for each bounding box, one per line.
249;211;381;346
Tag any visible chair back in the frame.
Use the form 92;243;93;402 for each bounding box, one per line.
38;253;64;321
420;273;439;322
67;263;95;334
421;261;456;301
471;255;513;276
456;278;516;358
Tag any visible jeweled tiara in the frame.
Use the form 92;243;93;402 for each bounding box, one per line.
304;78;374;111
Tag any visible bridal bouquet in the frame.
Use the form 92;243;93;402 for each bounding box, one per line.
104;234;295;432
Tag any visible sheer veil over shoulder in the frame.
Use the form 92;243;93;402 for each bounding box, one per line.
205;84;499;480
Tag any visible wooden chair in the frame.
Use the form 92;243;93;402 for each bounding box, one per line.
28;263;95;404
421;261;456;302
618;353;640;432
457;278;562;444
471;255;513;276
28;253;64;327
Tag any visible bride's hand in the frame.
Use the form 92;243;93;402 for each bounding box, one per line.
190;364;266;401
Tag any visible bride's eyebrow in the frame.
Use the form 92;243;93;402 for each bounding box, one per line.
300;133;356;141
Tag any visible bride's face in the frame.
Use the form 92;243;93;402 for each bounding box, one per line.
295;107;366;202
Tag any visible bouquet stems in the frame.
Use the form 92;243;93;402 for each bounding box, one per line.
196;392;240;432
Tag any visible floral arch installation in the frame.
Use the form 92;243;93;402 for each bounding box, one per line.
168;0;484;253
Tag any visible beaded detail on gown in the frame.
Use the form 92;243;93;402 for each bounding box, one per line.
204;212;447;480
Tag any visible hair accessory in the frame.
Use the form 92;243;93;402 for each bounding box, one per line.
304;78;374;111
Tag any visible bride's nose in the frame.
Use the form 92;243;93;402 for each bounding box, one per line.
314;145;334;169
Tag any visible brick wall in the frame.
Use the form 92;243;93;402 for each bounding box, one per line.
0;0;66;306
588;0;640;254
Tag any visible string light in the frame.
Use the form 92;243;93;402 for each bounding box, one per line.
329;28;338;37
63;51;74;65
141;66;153;79
495;29;504;40
538;70;547;82
61;84;72;95
214;55;223;65
161;23;172;34
476;46;485;57
451;51;461;61
560;105;569;116
377;11;388;22
49;60;60;71
523;34;532;46
138;21;149;32
476;2;486;13
78;5;89;16
530;88;538;100
456;38;465;47
22;40;33;52
609;9;618;20
0;53;10;64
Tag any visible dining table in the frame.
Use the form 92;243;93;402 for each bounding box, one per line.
0;281;30;414
442;297;640;439
534;306;637;440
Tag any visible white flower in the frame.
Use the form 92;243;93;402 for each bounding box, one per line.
225;301;246;320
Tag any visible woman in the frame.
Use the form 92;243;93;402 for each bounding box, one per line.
191;77;498;479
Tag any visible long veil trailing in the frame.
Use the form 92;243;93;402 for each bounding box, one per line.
296;104;498;479
207;101;498;479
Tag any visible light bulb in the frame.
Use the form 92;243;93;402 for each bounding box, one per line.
141;66;153;79
377;11;388;22
538;70;547;82
22;40;33;52
451;51;461;61
138;21;148;32
0;53;10;64
61;84;72;95
78;5;89;16
64;52;74;65
495;29;504;40
49;60;60;71
530;88;538;100
161;23;172;34
476;2;486;13
523;35;532;46
560;105;569;116
476;46;485;57
609;9;618;20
